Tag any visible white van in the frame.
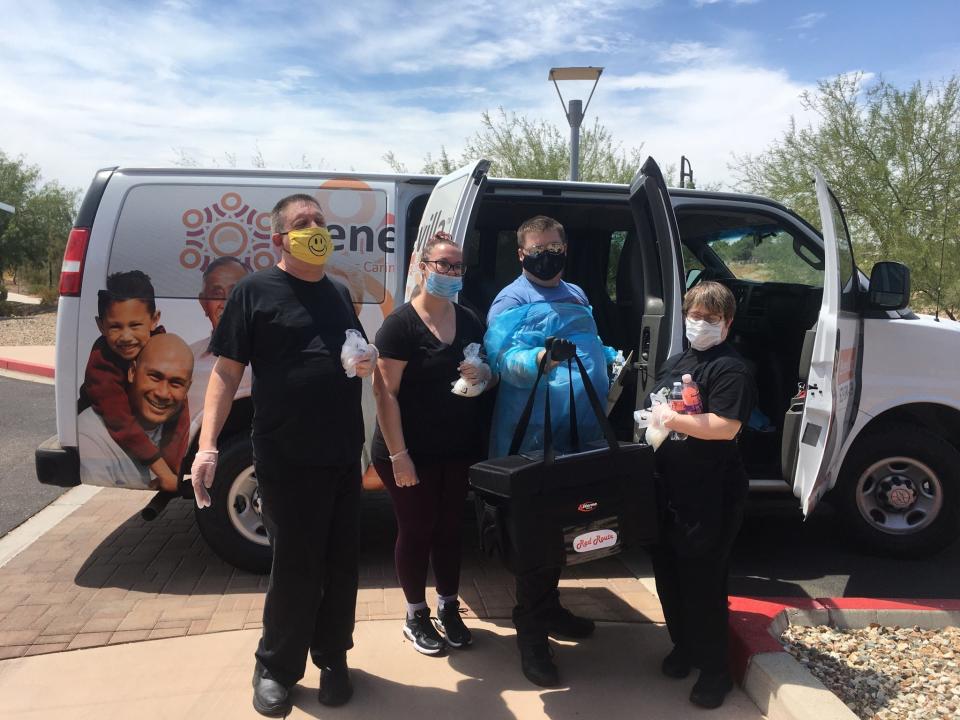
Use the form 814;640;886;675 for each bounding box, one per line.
36;157;960;571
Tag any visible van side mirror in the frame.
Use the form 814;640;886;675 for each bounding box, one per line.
867;261;910;311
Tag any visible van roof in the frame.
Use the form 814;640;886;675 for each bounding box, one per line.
104;165;795;215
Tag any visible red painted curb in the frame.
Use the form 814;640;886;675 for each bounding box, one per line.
0;357;55;378
727;595;960;684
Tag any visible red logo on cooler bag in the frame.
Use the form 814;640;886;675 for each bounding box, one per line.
573;529;618;552
577;501;598;512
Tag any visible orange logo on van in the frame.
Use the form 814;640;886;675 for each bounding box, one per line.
180;192;275;273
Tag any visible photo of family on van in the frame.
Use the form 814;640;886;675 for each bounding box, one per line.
76;270;194;491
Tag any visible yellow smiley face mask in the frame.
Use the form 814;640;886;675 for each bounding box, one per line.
287;227;333;266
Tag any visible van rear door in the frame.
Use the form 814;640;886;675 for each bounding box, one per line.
403;160;490;302
792;169;862;515
626;157;685;400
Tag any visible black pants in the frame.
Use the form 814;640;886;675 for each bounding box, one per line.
254;458;361;687
374;459;470;604
512;565;563;646
650;499;745;674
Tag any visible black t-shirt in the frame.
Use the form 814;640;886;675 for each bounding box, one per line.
371;302;486;464
650;342;757;553
210;266;365;466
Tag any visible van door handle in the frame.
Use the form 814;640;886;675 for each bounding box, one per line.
640;327;651;361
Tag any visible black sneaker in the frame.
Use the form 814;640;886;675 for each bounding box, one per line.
545;606;595;639
519;641;560;687
690;670;734;709
436;601;473;648
661;646;692;679
403;608;446;655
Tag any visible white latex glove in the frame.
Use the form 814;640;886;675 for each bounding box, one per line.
651;402;678;430
391;451;420;488
191;450;218;509
354;344;378;379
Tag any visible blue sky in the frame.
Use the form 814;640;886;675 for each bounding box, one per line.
1;0;958;191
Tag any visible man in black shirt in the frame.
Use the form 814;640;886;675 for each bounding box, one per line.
191;193;375;717
649;281;756;710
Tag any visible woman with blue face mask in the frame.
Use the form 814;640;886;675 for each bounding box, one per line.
372;232;494;657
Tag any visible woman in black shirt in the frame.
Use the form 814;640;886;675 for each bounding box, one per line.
648;281;757;710
372;232;492;657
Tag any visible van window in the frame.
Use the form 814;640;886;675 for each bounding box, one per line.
678;209;823;287
606;231;627;301
108;184;391;304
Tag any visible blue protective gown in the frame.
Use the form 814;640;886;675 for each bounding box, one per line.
484;301;615;458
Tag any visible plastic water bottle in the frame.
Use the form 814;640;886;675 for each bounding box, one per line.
669;382;688;441
681;374;703;414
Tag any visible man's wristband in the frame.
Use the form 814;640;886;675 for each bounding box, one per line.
389;449;408;463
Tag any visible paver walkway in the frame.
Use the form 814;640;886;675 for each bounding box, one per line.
0;488;662;659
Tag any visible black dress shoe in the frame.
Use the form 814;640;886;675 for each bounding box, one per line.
545;606;595;639
519;642;560;687
661;646;691;679
318;661;354;707
252;664;291;717
690;670;734;709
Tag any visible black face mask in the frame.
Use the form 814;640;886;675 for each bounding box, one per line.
522;250;566;281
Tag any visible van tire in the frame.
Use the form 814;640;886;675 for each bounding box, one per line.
838;424;960;558
193;435;272;574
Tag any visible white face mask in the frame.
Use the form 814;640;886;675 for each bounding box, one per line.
685;318;724;351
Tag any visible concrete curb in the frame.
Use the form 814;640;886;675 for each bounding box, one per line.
0;356;54;378
728;596;960;720
0;485;101;569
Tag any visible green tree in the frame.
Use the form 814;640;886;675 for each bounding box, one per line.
0;151;78;288
386;107;646;184
732;73;960;318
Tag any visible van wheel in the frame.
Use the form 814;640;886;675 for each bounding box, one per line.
838;424;960;557
193;435;271;574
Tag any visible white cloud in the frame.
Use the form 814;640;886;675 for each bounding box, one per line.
792;12;826;30
693;0;760;7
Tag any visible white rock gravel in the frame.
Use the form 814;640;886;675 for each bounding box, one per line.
0;311;57;346
782;624;960;719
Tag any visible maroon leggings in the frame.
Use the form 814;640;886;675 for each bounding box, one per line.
373;458;471;605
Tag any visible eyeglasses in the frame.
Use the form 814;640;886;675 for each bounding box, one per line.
422;258;467;276
522;242;565;258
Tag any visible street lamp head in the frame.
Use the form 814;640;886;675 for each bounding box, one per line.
548;66;603;82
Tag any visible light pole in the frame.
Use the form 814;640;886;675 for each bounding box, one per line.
548;66;603;181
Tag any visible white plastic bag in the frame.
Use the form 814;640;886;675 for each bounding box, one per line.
451;342;491;397
635;391;670;451
341;329;376;378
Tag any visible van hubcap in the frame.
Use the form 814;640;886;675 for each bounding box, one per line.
227;467;269;546
855;457;942;535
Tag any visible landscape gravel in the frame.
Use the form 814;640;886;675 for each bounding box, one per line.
782;624;960;720
0;311;57;346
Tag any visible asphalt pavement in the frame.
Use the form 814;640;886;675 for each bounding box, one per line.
729;494;960;599
0;375;64;537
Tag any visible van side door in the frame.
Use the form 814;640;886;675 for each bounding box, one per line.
792;169;863;515
403;160;490;302
627;157;685;402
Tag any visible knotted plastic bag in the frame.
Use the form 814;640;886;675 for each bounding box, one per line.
341;329;377;378
451;342;491;397
635;391;670;450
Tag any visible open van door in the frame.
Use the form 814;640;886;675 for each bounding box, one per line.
792;169;862;516
403;160;490;302
627;157;685;402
